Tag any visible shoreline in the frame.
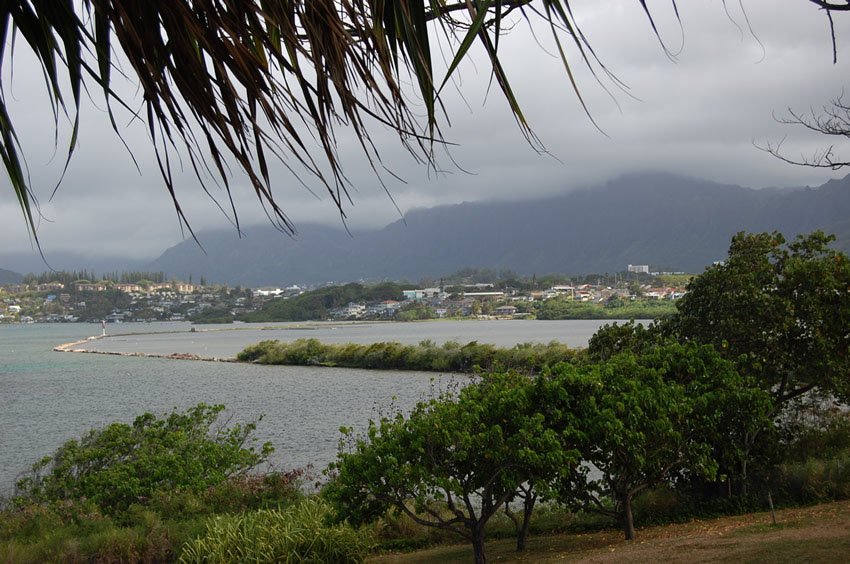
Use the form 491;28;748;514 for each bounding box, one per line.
51;318;623;366
49;321;390;361
53;334;105;352
54;334;236;363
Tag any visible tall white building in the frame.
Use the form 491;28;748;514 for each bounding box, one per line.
628;264;650;274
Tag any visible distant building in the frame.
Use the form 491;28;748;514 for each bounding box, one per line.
253;287;284;297
114;284;142;293
366;300;402;317
75;283;107;292
331;302;366;319
493;305;518;317
173;283;196;293
628;264;650;274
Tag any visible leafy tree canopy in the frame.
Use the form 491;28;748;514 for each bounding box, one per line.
552;343;771;540
15;404;273;514
671;230;850;408
326;371;580;563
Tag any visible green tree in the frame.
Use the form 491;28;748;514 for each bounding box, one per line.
586;320;666;362
15;404;273;514
671;231;850;409
326;372;580;564
395;302;435;321
552;344;771;540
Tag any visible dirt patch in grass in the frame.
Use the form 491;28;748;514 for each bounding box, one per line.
370;500;850;563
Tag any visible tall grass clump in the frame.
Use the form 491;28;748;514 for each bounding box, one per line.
0;502;181;564
776;455;850;503
237;338;578;374
179;498;371;563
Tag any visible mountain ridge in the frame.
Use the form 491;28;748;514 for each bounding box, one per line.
0;268;23;285
143;172;850;286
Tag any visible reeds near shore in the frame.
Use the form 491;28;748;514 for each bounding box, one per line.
237;338;580;374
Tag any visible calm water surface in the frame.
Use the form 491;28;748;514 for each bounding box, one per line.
76;319;621;357
0;320;627;497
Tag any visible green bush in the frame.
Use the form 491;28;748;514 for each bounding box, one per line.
199;469;307;514
14;404;273;514
535;297;676;320
781;407;850;463
776;455;850;503
0;502;185;564
236;339;278;362
179;498;371;563
237;338;578;374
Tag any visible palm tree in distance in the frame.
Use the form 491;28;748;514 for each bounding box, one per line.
3;1;848;245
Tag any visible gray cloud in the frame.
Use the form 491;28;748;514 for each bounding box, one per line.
2;1;850;263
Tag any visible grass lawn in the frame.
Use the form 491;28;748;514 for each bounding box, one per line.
371;500;850;563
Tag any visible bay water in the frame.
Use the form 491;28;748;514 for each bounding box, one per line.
0;320;623;497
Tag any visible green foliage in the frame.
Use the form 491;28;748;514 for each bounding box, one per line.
22;270;98;287
237;338;578;373
654;274;694;287
672;230;850;408
325;371;580;563
780;404;850;463
73;289;132;322
15;404;273;514
775;455;850;503
586;320;668;362
0;500;191;564
535;297;676;320
22;270;168;286
189;307;234;324
242;282;409;322
0;470;307;563
551;343;772;539
324;343;770;547
147;470;307;519
179;499;371;564
395;303;436;321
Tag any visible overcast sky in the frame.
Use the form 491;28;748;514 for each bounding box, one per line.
3;1;850;263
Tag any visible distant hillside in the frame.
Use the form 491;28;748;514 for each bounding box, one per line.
0;253;145;278
146;172;850;286
0;268;23;286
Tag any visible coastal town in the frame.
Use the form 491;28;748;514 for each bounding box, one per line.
0;266;688;324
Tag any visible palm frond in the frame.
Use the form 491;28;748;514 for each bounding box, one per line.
4;1;836;245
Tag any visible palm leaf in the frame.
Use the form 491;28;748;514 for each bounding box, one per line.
10;0;818;248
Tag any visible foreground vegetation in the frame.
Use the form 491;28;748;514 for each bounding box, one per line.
4;445;850;563
4;230;850;562
0;404;367;563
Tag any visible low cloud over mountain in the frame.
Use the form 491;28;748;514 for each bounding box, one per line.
143;173;850;286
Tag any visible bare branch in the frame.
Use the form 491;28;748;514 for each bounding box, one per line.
761;95;850;169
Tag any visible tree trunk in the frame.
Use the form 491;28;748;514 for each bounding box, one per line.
623;495;636;541
472;524;487;564
517;493;536;551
